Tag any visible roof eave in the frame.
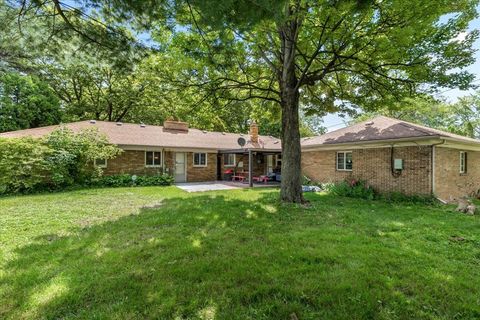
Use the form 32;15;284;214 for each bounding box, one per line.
301;135;445;150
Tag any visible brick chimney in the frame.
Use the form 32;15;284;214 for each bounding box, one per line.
163;119;189;133
249;121;259;143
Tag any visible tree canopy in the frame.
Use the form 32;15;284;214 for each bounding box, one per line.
0;72;61;132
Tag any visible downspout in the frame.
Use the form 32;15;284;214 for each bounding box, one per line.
431;139;446;198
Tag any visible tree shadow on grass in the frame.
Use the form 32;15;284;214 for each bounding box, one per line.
1;192;301;319
1;191;480;319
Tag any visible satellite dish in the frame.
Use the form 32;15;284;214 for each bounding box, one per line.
237;137;246;147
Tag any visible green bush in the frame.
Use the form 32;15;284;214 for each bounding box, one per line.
0;137;52;194
325;179;438;204
93;174;174;188
44;128;121;187
325;179;376;200
0;127;122;195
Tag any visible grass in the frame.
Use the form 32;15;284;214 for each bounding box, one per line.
0;187;479;319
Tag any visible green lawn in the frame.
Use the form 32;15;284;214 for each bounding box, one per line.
1;187;479;320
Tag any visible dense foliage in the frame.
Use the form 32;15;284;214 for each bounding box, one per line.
0;137;51;193
0;128;121;194
0;72;61;132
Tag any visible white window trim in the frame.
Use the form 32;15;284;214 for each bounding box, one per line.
336;151;353;171
94;158;107;168
193;152;208;167
224;154;236;167
459;151;466;174
145;151;162;167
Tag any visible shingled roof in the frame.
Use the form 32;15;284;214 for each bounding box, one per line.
302;116;480;148
0;120;282;151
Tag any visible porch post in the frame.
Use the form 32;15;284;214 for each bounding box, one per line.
248;149;253;187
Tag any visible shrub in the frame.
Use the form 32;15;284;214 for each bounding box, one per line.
0;137;52;194
325;179;376;200
0;127;122;195
44;127;121;188
93;174;174;188
325;179;438;204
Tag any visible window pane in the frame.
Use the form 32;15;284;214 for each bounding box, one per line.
95;158;106;166
345;152;353;170
460;152;467;173
154;152;161;166
224;154;234;166
337;153;345;170
146;152;153;165
194;153;206;166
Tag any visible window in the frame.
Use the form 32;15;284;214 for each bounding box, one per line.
94;158;107;168
193;153;207;167
145;151;162;167
276;154;282;167
337;151;352;171
224;154;236;167
460;151;467;174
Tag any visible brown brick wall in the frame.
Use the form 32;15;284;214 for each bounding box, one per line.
102;149;217;182
434;147;480;201
103;150;164;176
185;152;217;182
302;146;432;195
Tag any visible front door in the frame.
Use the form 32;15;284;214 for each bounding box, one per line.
175;152;186;182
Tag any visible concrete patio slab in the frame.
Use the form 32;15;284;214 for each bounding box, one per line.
176;181;241;192
176;181;281;192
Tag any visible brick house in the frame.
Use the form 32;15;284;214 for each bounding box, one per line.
0;120;282;184
301;116;480;202
2;115;478;201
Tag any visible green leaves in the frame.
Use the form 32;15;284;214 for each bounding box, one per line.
0;128;122;194
0;72;61;132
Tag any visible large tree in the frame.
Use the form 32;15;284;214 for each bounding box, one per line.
97;0;477;202
7;0;480;202
0;72;61;132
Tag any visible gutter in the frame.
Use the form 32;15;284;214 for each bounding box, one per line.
301;135;444;151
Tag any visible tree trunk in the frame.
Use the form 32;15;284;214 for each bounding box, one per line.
280;87;304;203
279;14;304;203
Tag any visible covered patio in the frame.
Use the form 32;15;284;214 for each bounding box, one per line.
218;148;282;188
